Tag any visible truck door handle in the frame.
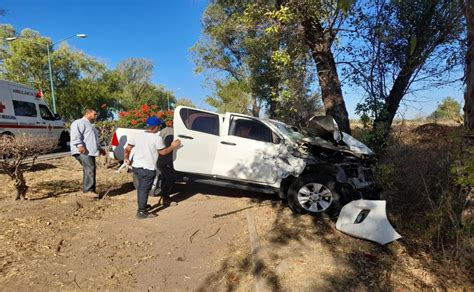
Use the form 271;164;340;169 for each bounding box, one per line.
178;135;194;140
220;141;236;146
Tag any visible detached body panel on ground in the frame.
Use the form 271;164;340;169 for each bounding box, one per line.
0;80;68;147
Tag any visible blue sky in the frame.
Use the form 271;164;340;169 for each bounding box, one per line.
1;0;465;119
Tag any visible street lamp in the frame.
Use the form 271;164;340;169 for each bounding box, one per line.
6;34;87;113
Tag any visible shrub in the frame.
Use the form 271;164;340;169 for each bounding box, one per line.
0;134;57;200
117;104;173;129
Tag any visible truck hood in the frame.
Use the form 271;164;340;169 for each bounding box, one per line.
301;116;375;158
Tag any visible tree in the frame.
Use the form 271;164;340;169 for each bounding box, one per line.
193;1;323;126
275;0;353;133
115;58;154;109
175;98;196;108
465;0;474;129
0;25;120;121
342;0;465;144
0;135;56;200
428;97;462;121
205;79;252;114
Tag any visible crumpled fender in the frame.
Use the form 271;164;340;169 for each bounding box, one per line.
274;147;306;179
336;200;402;245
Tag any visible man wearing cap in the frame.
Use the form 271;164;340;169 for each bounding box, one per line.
124;116;181;219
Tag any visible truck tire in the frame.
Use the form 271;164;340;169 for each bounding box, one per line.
287;174;342;216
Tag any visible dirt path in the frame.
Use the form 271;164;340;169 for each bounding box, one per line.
0;157;254;291
0;157;472;291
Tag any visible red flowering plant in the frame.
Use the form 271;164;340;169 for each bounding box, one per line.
117;104;173;129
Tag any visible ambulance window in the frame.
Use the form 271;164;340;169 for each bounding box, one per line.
12;100;37;117
39;104;54;120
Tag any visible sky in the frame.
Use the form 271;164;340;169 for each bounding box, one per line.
1;0;465;119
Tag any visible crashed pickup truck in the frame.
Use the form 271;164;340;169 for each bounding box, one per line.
111;106;378;215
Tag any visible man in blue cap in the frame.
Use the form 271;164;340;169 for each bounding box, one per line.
124;116;181;219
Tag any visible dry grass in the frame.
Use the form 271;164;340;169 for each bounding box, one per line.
354;122;474;276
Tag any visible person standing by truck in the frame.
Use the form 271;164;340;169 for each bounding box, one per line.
157;123;177;206
70;108;105;198
124;116;181;219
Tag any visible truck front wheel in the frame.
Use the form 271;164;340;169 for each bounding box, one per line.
287;174;342;216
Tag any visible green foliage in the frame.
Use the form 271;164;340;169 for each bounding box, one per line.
205;79;251;114
193;1;322;124
175;98;196;108
452;146;474;187
428;97;462;121
0;25;176;122
343;0;464;144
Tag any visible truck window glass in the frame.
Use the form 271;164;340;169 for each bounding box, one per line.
179;108;220;136
230;117;274;143
39;104;54;120
12;100;37;117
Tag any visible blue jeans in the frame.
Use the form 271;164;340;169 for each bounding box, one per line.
134;167;156;212
74;154;96;193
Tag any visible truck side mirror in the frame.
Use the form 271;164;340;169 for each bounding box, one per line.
54;113;61;120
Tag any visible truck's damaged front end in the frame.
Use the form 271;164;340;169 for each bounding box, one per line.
301;116;378;201
270;116;378;204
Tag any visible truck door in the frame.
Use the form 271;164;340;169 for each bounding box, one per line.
173;106;222;175
212;113;282;184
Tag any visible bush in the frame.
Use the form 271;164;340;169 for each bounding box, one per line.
377;124;472;261
0;134;57;200
117;104;173;128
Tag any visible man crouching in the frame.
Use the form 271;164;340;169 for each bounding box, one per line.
124;117;181;219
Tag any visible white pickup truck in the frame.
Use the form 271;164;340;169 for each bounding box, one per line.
110;106;378;215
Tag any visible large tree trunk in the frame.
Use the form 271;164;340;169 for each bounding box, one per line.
465;0;474;130
373;66;415;142
302;21;351;134
251;94;259;117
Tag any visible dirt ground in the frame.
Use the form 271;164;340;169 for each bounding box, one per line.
0;157;472;291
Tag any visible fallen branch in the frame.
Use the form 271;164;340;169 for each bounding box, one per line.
56;239;64;252
213;206;253;218
189;229;200;243
205;227;221;239
73;274;82;290
101;186;114;200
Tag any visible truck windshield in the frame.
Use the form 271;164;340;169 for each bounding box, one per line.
269;121;304;142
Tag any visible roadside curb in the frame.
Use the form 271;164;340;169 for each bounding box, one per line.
246;209;271;292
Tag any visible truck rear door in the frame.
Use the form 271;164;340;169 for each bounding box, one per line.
173;106;222;175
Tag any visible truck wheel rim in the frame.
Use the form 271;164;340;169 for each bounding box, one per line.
297;183;333;212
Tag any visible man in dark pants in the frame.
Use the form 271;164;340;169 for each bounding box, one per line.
70;108;106;198
157;124;177;206
124;117;181;219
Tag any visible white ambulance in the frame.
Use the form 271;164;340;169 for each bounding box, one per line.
0;80;68;148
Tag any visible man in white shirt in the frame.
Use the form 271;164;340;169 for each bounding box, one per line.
124;116;181;219
70;108;106;198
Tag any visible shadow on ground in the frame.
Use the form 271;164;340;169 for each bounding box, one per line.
194;125;472;290
29;163;57;172
30;179;79;200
